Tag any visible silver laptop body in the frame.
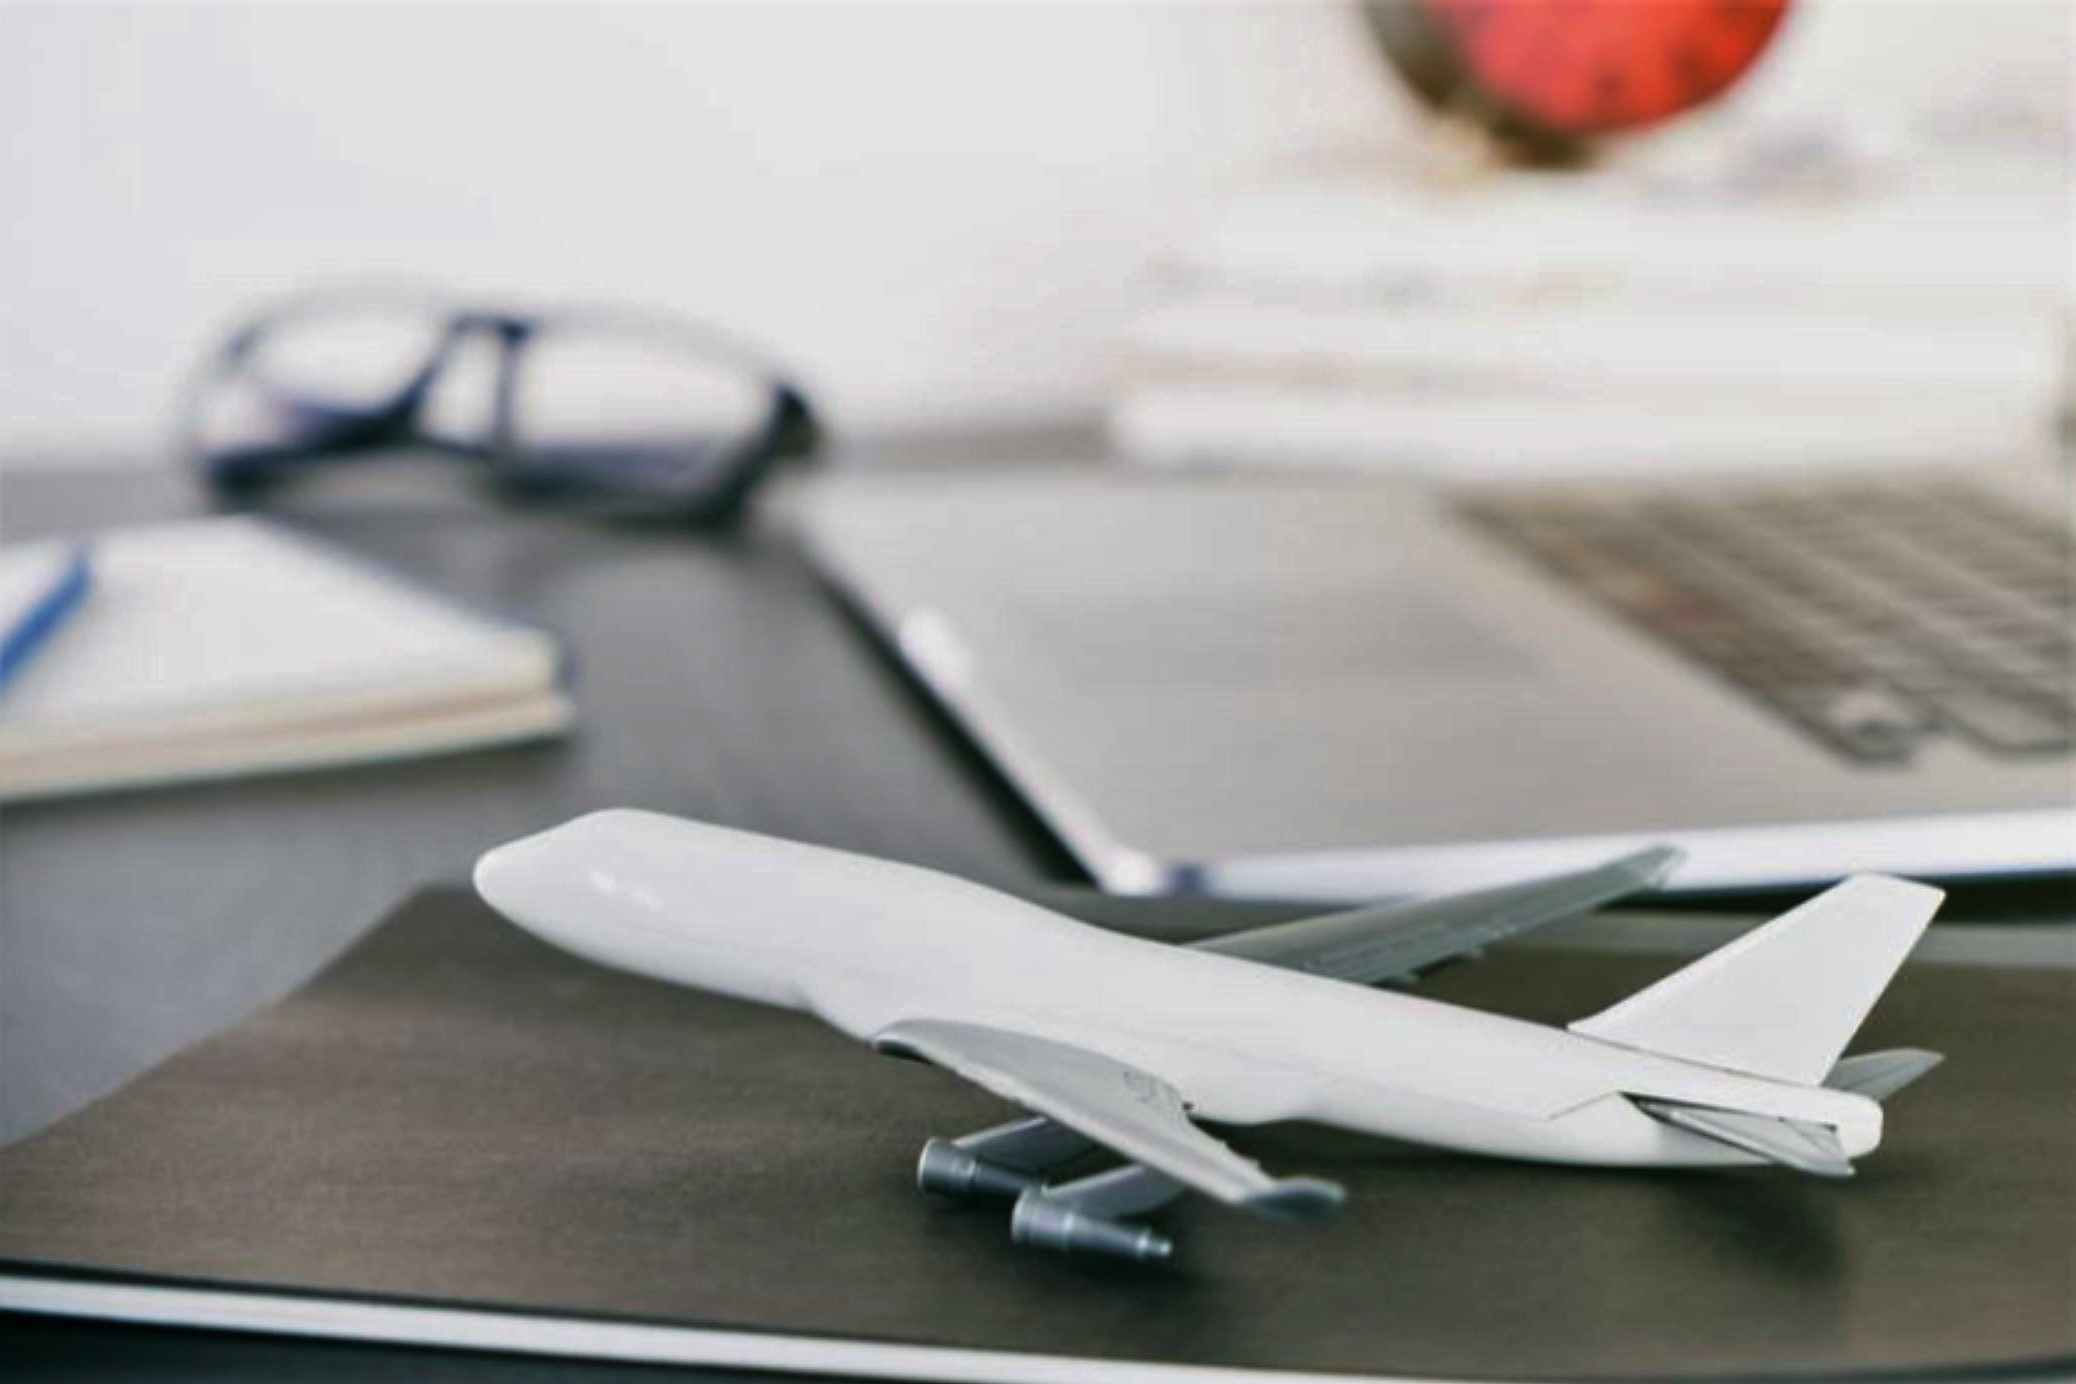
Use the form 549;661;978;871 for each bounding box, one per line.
793;463;2073;898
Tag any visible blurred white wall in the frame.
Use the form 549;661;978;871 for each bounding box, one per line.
0;0;2066;459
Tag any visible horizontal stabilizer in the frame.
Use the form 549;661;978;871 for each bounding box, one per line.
1633;1097;1854;1179
1826;1049;1944;1102
1571;876;1943;1084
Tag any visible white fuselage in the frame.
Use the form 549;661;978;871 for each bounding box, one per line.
476;811;1882;1169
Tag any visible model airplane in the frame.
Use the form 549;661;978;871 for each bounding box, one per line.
475;810;1946;1262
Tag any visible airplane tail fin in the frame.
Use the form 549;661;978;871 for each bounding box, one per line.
1570;876;1944;1086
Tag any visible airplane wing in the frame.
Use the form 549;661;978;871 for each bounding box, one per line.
1191;845;1682;987
875;1018;1343;1220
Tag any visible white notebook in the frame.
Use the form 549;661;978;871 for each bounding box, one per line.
0;517;573;802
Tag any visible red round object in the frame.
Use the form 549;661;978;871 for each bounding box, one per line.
1382;0;1793;144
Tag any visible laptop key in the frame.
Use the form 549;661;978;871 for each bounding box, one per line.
1777;685;1931;763
1921;688;2073;755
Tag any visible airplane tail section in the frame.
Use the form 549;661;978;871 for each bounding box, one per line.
1571;875;1944;1085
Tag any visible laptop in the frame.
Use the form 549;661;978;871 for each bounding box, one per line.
792;460;2073;897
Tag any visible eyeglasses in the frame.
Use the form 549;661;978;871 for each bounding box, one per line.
182;296;821;523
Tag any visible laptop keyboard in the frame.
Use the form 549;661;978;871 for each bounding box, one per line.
1460;478;2075;764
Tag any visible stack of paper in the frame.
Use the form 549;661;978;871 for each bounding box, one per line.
1110;152;2069;476
0;517;572;802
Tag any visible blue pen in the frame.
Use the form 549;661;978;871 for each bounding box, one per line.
0;542;94;697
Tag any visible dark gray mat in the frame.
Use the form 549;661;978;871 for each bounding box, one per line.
2;889;2070;1380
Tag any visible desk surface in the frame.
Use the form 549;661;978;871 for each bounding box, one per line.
3;450;2069;1384
0;448;1104;1381
0;451;1090;1149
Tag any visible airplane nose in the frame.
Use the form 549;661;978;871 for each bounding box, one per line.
475;810;667;940
474;825;578;925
